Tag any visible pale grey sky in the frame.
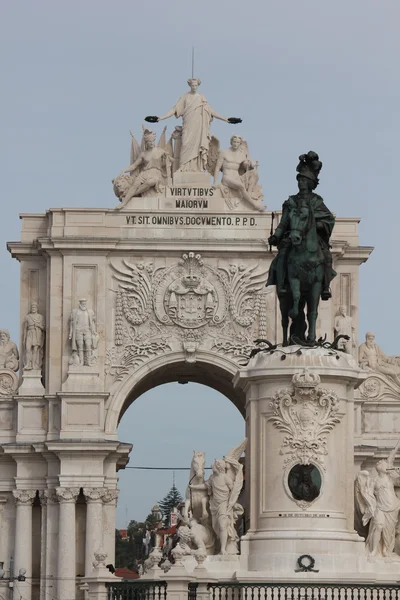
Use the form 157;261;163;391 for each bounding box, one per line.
1;0;399;524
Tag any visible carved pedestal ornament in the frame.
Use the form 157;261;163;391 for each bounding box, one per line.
269;368;342;508
106;253;268;383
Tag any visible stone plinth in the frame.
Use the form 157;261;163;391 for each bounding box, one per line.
63;365;101;392
19;369;45;396
234;346;367;577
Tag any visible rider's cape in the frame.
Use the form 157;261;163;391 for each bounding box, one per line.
266;193;335;288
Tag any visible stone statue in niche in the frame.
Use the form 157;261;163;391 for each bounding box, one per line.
113;128;172;205
211;135;264;212
267;151;336;345
0;329;19;371
23;302;45;371
358;332;400;386
69;299;98;367
355;440;400;559
334;305;355;354
189;439;247;555
145;78;242;173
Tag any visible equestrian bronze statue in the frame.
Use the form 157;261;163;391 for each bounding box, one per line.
266;151;336;345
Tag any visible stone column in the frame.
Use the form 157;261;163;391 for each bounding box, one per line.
83;488;106;577
13;489;36;600
56;487;79;600
102;489;119;566
40;490;59;600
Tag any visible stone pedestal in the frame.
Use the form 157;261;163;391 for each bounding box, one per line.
19;369;45;396
172;171;211;187
234;347;367;578
63;366;100;392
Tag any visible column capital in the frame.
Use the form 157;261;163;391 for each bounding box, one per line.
83;487;107;503
55;487;80;503
102;488;119;505
41;489;59;505
13;489;36;505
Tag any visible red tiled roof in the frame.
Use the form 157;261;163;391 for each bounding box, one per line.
119;529;128;537
115;568;140;579
157;525;177;535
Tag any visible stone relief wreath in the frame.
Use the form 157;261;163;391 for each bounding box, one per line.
105;253;269;383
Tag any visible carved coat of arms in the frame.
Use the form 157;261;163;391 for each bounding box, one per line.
106;252;269;383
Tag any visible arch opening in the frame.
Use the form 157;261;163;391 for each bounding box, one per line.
109;354;246;429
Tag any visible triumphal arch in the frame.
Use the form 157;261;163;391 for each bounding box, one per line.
4;78;400;600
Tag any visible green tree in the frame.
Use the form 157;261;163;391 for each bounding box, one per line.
158;484;183;526
144;511;160;530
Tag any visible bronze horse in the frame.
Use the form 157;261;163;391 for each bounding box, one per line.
278;200;325;345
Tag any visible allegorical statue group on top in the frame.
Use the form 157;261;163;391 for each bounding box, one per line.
112;78;263;212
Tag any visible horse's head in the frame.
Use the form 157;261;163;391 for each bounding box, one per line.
191;451;205;477
289;204;310;246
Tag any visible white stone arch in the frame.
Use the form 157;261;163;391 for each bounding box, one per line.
104;350;245;437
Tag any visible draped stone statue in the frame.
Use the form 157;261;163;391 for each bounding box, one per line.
355;441;400;559
359;332;400;386
0;329;19;371
212;135;264;212
188;439;247;556
23;302;45;370
145;78;241;173
334;306;355;354
69;299;98;367
113;128;172;205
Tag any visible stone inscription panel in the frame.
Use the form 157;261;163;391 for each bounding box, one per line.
124;214;258;227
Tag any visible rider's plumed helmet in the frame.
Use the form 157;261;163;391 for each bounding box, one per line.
296;151;322;188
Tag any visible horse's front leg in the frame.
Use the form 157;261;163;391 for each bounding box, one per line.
307;281;322;342
183;496;190;519
201;495;209;519
288;278;301;320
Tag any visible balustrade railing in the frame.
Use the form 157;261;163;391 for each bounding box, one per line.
201;583;400;600
106;580;167;600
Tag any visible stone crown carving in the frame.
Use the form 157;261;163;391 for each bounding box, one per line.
292;369;320;389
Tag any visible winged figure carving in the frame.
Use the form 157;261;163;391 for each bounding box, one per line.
354;441;400;558
111;259;156;328
205;438;247;555
112;128;173;205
